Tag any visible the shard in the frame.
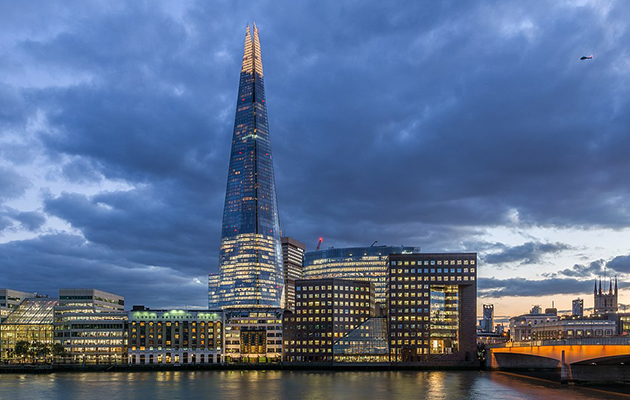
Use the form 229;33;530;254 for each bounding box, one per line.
209;24;283;309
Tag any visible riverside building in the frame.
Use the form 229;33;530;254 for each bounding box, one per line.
283;278;375;363
388;253;477;365
224;308;283;363
510;306;559;342
303;246;419;311
53;289;127;364
209;23;284;310
0;298;58;361
0;289;38;314
281;236;306;311
128;306;223;365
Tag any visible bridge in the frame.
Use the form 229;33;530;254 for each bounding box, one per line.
487;338;630;383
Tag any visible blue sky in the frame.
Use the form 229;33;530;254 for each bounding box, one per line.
0;0;629;317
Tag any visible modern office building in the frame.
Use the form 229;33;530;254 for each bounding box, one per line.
509;306;559;342
572;298;584;318
209;23;284;310
387;253;477;365
0;298;58;361
594;278;618;315
281;237;306;311
479;304;494;333
54;289;127;364
303;246;419;309
207;274;219;309
128;306;223;365
283;278;375;363
0;289;38;312
224;308;283;363
332;317;389;363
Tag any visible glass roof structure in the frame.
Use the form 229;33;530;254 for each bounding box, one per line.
3;298;58;325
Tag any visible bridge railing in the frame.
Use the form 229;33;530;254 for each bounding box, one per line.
489;337;630;348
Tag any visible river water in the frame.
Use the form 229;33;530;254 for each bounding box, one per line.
0;370;625;400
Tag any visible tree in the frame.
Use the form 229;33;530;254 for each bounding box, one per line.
52;343;66;362
14;341;30;362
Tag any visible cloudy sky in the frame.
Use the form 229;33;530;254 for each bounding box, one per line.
1;0;629;318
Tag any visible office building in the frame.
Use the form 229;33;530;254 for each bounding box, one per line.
388;253;477;365
509;306;559;342
54;289;127;364
209;23;284;310
594;278;618;315
531;318;616;340
281;237;306;311
0;289;38;312
303;246;419;309
224;308;283;363
572;298;584;318
479;304;494;333
0;298;58;361
128;307;223;365
332;317;389;363
283;278;375;363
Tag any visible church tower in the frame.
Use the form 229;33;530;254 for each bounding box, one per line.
593;277;618;315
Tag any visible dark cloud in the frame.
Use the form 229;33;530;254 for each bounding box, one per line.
607;255;630;274
0;233;205;307
0;167;30;200
0;1;629;306
483;241;572;265
61;158;103;183
547;255;630;278
479;276;605;298
547;259;605;278
0;207;46;232
13;211;46;231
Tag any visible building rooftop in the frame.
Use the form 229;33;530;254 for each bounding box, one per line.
3;298;58;325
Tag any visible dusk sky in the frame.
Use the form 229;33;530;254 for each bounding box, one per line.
1;1;629;319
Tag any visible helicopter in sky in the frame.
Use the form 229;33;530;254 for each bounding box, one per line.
580;55;594;60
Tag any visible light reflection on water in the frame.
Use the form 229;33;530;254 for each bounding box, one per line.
0;370;626;400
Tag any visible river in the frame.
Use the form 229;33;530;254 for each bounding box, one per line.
0;370;626;399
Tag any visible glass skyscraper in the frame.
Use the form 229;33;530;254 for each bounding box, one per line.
209;24;283;309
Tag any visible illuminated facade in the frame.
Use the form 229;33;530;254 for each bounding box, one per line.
333;317;389;363
0;288;38;311
54;289;127;363
0;298;57;361
224;308;283;363
303;246;419;309
281;237;305;311
128;306;223;365
388;253;477;365
531;319;616;340
283;278;375;363
509;306;559;342
210;23;283;310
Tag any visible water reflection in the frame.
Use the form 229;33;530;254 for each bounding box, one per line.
0;370;627;400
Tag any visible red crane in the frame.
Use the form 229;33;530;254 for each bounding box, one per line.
316;237;323;251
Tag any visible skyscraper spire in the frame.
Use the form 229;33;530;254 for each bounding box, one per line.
209;24;283;310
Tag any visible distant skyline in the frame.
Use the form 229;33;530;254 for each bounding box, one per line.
0;1;629;317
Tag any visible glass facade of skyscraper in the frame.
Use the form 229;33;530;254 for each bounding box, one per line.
303;246;419;307
210;24;283;309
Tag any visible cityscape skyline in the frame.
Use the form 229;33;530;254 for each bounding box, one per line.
0;2;629;317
